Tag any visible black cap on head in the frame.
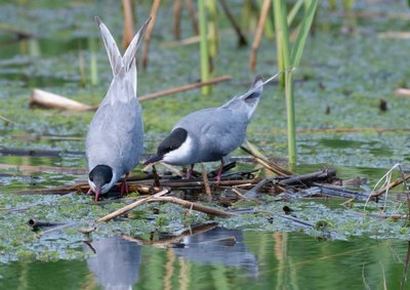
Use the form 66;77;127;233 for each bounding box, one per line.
89;165;113;188
144;128;188;165
157;128;188;155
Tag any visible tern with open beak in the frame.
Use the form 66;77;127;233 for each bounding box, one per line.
86;16;150;201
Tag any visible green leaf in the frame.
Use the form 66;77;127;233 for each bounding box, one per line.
290;0;318;67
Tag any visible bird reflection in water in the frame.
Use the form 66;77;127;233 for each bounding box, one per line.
85;237;141;290
173;227;259;278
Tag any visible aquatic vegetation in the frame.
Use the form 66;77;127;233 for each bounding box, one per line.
0;1;409;280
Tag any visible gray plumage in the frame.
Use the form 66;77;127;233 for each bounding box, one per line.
86;17;150;197
86;237;141;290
173;227;259;277
146;74;278;168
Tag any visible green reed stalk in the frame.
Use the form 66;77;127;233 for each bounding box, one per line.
274;0;295;165
198;0;210;95
273;0;318;166
206;0;218;60
88;37;98;85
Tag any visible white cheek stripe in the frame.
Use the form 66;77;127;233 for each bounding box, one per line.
163;135;193;164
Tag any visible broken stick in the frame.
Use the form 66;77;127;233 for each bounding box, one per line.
29;76;232;111
150;196;235;218
139;75;231;101
241;143;292;176
97;188;170;223
29;89;93;111
371;174;410;198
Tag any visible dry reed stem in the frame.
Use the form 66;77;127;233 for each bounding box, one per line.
249;0;271;71
201;164;212;197
139;75;231;101
142;0;161;69
241;144;292;176
371;172;410;197
30;76;231;112
30;89;93;111
97;188;170;223
185;0;199;34
395;88;410;97
150;196;235;218
122;0;134;48
173;0;182;40
218;0;247;46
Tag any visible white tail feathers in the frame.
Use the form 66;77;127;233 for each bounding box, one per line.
123;17;151;71
95;16;122;76
95;16;151;76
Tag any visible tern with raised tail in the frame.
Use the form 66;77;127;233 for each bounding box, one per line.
86;16;151;201
145;73;280;181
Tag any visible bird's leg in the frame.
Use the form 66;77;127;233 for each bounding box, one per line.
216;159;224;184
94;191;100;202
186;164;195;179
152;165;161;187
86;188;93;195
120;173;129;197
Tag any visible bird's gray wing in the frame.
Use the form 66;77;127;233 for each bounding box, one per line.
202;108;248;156
86;101;143;173
176;108;248;159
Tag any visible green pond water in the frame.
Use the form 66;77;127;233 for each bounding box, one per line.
1;0;410;289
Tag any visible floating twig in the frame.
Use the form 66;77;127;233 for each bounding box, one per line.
150;196;235;218
371;174;410;198
28;219;64;230
378;31;410;39
29;89;93;111
231;187;250;200
97;188;170;223
0;114;15;124
395;88;410;97
139;75;232;101
30;76;232;112
241;141;292;176
17;177;257;196
39;222;77;237
279;169;336;186
276;214;314;228
304;184;369;201
244;177;272;198
122;222;218;247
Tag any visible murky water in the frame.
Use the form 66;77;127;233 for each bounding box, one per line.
1;231;409;289
1;0;410;289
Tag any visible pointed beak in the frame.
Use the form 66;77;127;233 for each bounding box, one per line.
144;154;163;166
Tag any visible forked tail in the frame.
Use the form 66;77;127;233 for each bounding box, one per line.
95;16;151;96
223;70;288;120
